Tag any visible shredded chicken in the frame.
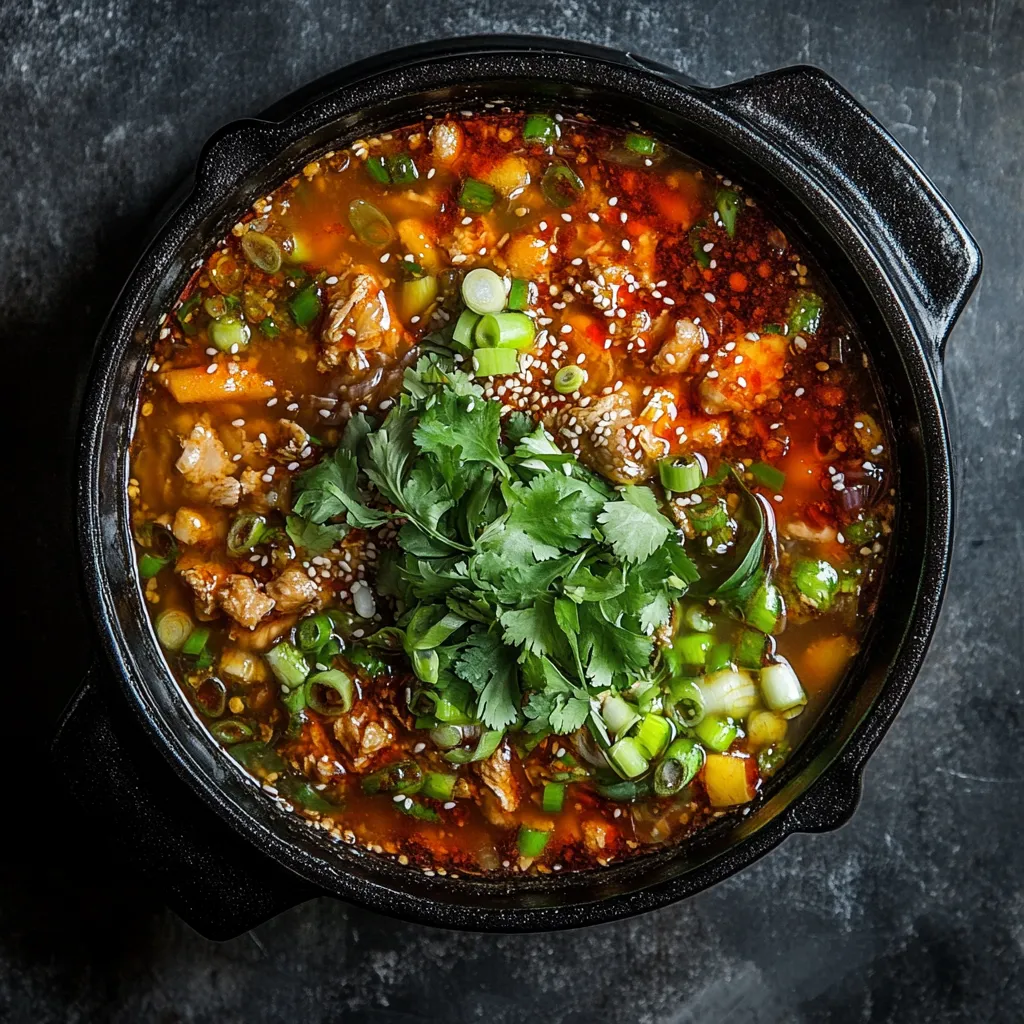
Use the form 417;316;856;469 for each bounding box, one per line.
653;317;707;374
216;574;275;629
473;742;522;813
319;272;407;375
265;565;322;614
175;422;240;506
549;391;667;484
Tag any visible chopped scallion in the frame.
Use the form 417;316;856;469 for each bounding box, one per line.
553;365;586;394
659;456;704;493
461;267;506;314
523;113;559;146
472;346;519;377
459;177;496;214
541;782;566;813
475;312;536;350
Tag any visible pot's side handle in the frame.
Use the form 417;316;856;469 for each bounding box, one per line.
54;668;317;940
709;66;981;367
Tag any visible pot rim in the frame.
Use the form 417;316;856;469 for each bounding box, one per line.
77;35;959;930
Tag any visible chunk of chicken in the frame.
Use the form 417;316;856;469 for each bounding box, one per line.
265;566;322;614
172;506;220;546
217;574;275;630
179;561;228;618
239;467;289;513
175;422;240;507
699;333;788;414
653;317;707;374
219;646;269;684
270;419;309;463
319;272;407;375
549;391;667;485
333;704;395;761
429;121;462;165
231;613;297;652
473;742;522;813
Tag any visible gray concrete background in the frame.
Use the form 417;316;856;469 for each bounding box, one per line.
2;0;1021;1020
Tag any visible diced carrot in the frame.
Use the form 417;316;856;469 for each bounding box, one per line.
795;635;858;696
652;187;694;228
703;754;757;807
566;313;604;347
729;272;748;292
160;363;276;404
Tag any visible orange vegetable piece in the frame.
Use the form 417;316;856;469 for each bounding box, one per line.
159;363;276;404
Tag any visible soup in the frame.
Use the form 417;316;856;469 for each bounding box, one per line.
129;110;894;875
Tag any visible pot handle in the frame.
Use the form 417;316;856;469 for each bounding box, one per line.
707;66;981;367
53;666;317;940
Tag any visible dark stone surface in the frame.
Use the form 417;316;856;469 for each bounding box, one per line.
2;0;1020;1020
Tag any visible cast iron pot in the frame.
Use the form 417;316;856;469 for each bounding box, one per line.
60;35;981;940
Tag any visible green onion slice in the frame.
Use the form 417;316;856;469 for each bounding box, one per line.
541;162;585;208
787;290;824;336
361;760;423;795
155;609;193;651
209;316;251;353
506;278;532;310
608;736;650;779
288;284;322;328
459;177;496;214
265;641;310;690
541;782;566;813
227;513;268;556
472;346;519;377
211;719;254;745
624;132;657;155
304;669;354;716
517;826;550;858
523;113;559;146
421;772;458;802
452;309;481;348
181;626;210;657
716;189;742;238
693;714;737;752
241;232;283;274
348;198;395;247
749;461;786;491
297;613;333;653
461;267;506;314
553;365;586;394
475;312;535;350
658;456;704;493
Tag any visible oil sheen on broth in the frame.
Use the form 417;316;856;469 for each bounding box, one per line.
129;110;894;875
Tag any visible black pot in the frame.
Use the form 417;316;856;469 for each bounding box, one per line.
61;36;981;940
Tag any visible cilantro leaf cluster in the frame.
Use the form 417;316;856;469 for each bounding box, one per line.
290;357;699;737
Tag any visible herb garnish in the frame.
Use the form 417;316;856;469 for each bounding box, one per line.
290;355;706;736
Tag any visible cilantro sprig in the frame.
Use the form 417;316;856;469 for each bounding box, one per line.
289;356;703;735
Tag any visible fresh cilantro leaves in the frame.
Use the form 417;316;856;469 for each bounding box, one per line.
284;515;347;555
598;485;674;563
291;353;699;738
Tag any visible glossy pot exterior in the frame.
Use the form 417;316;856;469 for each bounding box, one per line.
66;36;981;938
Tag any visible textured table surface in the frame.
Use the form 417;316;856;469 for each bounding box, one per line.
3;1;1021;1021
